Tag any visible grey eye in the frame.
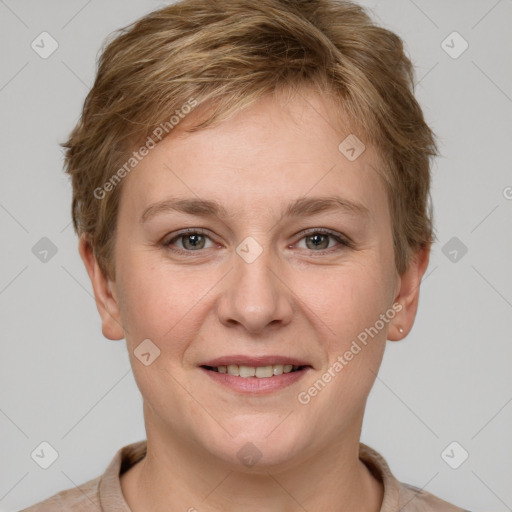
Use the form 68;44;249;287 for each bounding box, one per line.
304;233;332;250
179;233;207;250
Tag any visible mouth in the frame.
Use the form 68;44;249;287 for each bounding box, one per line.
199;357;313;393
201;364;309;378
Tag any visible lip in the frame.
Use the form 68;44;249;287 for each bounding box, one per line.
200;355;312;368
200;365;312;394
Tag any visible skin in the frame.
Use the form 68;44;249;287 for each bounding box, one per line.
80;86;430;512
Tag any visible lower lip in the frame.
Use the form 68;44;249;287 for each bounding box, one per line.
200;367;310;394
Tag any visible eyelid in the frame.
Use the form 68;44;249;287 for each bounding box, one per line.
165;227;211;240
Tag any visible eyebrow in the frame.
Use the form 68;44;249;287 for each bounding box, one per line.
140;195;370;224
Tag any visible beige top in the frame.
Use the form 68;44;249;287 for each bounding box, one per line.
20;440;470;511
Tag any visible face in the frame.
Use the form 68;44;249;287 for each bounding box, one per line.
84;87;425;471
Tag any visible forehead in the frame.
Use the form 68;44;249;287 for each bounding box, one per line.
119;90;388;224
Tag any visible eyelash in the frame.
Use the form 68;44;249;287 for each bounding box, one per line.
163;228;353;256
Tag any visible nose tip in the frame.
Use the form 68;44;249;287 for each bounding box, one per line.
216;251;294;334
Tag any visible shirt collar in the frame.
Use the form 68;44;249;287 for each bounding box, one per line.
98;440;403;511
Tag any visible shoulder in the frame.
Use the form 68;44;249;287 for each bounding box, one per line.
18;475;101;512
18;440;146;512
358;442;471;512
399;481;472;512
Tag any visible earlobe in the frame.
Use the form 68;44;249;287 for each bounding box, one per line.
78;234;125;341
388;244;431;342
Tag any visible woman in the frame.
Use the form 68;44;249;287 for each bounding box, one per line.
22;0;470;510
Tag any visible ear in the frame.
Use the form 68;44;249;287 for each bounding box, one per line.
78;234;125;341
388;244;431;341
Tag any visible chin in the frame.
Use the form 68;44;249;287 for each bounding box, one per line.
196;416;309;471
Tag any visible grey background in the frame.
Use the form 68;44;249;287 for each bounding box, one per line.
1;1;511;510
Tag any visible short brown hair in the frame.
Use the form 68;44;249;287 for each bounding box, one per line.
62;0;438;279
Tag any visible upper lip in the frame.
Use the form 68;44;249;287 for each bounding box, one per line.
200;355;312;368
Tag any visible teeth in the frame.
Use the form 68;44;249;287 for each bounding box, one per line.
239;365;256;377
273;364;284;375
227;364;240;376
212;364;302;378
255;365;273;378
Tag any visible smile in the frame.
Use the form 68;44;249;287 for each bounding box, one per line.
202;364;305;378
200;363;312;394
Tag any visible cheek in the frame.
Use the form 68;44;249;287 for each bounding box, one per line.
295;262;391;408
115;251;216;357
295;257;393;343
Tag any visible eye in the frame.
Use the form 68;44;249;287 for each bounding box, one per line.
295;229;352;253
163;228;352;255
164;228;215;252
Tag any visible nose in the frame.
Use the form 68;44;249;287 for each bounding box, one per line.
216;242;294;335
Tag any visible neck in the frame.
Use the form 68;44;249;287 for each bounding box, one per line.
121;407;383;512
